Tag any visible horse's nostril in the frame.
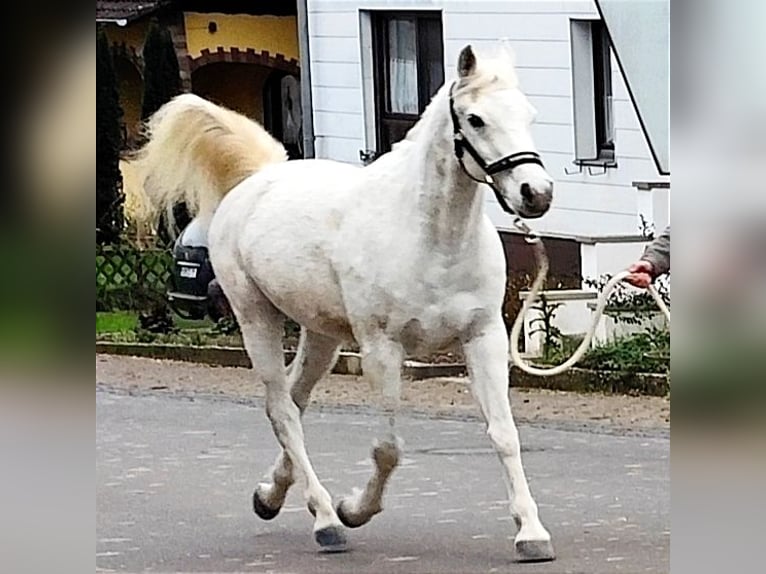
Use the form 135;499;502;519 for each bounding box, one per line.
520;182;533;201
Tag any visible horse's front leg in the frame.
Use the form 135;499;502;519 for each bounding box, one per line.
462;318;555;562
336;337;404;528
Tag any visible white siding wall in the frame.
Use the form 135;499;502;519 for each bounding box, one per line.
307;0;668;245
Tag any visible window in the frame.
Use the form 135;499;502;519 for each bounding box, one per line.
372;12;444;153
570;20;615;166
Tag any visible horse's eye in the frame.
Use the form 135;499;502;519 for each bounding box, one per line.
467;114;485;129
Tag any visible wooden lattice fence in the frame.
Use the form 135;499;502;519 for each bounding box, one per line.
97;245;174;311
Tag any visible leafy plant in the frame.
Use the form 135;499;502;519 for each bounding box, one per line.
638;213;656;240
528;294;564;361
213;316;240;336
581;330;669;373
543;328;669;374
584;273;670;326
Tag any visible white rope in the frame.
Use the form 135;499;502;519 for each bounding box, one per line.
509;240;670;377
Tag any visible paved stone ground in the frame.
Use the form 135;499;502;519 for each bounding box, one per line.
96;383;669;573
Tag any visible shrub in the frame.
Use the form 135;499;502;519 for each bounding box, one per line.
528;294;564;362
546;328;670;374
584;273;670;326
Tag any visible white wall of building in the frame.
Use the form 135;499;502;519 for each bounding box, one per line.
307;0;668;267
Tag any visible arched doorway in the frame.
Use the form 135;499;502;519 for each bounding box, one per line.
189;48;302;157
191;62;272;122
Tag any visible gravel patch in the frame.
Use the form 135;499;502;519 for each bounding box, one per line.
96;354;670;432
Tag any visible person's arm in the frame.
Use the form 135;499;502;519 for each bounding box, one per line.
640;225;670;277
624;226;670;288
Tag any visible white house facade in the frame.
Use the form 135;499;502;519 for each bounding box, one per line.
305;0;669;319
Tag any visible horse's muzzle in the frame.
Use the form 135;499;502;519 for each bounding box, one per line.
519;181;553;218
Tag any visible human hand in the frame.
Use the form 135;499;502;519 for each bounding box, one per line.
623;260;655;288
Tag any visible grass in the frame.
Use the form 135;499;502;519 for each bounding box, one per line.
96;310;241;346
96;312;216;335
174;316;215;330
96;311;138;334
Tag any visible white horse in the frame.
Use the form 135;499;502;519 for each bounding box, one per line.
136;45;555;561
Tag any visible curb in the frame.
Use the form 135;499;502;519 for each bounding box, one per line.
509;366;668;397
95;342;464;381
95;341;668;396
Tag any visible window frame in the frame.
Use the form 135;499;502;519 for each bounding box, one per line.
570;18;617;168
591;21;615;164
371;11;444;154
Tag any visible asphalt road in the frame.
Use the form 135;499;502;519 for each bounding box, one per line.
96;389;669;573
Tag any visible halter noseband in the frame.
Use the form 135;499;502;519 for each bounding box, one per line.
448;82;545;215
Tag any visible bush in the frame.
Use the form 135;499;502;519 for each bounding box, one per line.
546;328;670;374
584;273;670;326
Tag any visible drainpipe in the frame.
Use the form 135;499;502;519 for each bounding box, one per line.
296;0;315;158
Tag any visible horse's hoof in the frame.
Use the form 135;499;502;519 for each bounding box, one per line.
252;488;280;520
514;539;556;562
314;525;348;553
336;500;369;529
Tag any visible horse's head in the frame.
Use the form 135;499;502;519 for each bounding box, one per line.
449;45;553;219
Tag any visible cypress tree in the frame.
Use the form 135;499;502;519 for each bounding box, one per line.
141;18;182;120
96;27;125;245
141;18;189;243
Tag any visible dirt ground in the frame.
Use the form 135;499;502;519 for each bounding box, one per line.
96;354;670;432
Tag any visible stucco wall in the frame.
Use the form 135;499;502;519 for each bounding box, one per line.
184;13;299;60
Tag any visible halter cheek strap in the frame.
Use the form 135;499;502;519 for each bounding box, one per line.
449;82;545;215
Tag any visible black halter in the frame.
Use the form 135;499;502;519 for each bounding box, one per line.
448;82;545;215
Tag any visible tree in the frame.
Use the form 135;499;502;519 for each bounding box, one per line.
141;18;189;243
141;18;182;120
96;27;125;245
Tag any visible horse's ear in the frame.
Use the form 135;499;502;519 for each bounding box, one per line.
457;45;477;78
499;38;517;68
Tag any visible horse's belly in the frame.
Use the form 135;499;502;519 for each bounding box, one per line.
397;294;491;354
272;283;353;341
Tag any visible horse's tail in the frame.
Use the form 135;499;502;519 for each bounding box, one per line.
132;93;287;227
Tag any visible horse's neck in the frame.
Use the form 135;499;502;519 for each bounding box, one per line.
406;89;485;251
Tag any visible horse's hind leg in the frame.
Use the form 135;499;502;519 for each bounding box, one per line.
336;338;404;528
462;318;555;562
231;290;346;551
253;329;341;520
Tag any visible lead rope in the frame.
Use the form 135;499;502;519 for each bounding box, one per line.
508;219;670;377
